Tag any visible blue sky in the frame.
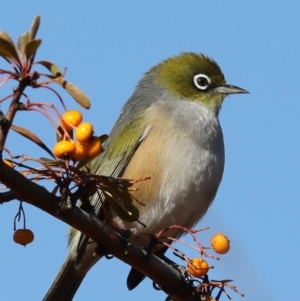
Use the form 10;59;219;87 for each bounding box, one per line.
1;1;299;301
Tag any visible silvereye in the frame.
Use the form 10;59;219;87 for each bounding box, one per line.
43;52;248;301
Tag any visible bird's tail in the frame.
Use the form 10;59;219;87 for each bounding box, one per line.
42;254;85;301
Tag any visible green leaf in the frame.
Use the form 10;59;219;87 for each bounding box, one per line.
11;125;55;159
25;39;42;59
57;79;91;109
29;16;41;40
0;33;20;64
36;60;62;76
36;61;91;109
17;32;30;58
0;31;14;45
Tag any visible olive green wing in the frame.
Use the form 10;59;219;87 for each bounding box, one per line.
89;115;145;214
75;116;145;259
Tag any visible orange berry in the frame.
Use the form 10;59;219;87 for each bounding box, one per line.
211;233;230;254
53;140;76;159
61;110;83;131
75;122;93;143
13;229;34;246
71;142;87;161
187;258;209;277
4;159;13;168
86;136;102;158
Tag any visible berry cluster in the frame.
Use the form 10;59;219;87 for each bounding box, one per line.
53;110;102;162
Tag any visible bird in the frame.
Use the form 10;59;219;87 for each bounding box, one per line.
43;52;248;301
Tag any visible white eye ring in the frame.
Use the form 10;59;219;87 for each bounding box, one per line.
193;74;211;90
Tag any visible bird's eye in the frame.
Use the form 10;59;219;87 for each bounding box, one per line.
193;74;211;90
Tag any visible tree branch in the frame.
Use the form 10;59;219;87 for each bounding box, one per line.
0;78;29;153
0;189;17;203
0;160;199;301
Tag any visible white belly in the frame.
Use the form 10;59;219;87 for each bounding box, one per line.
115;100;225;243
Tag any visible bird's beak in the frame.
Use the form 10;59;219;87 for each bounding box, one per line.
215;84;249;95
